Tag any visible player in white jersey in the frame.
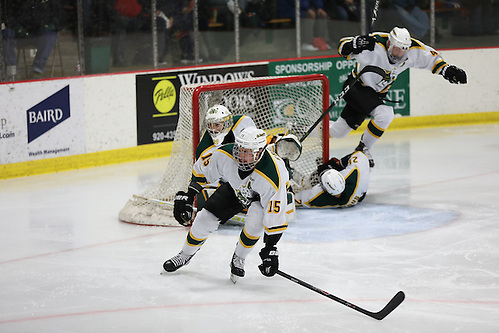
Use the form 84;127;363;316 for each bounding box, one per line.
331;26;467;167
295;151;370;208
173;105;255;226
164;127;290;283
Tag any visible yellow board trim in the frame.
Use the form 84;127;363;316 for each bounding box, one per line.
2;112;499;180
1;141;173;180
361;112;499;131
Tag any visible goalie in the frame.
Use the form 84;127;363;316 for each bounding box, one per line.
294;150;371;209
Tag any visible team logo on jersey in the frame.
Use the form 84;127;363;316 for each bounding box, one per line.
26;85;70;143
236;178;255;208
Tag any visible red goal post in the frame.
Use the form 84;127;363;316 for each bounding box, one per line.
191;74;330;163
119;74;330;227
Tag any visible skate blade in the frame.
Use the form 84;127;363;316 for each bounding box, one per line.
230;273;240;284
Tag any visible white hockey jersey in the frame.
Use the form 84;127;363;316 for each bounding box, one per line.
338;32;449;93
295;151;370;208
194;144;290;232
192;115;255;186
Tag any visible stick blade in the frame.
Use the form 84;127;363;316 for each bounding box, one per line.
371;291;405;320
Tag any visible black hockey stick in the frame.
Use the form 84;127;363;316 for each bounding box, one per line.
299;65;388;143
276;270;405;320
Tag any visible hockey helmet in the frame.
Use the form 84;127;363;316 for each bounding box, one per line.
387;27;411;64
205;105;233;145
321;169;346;196
233;126;267;171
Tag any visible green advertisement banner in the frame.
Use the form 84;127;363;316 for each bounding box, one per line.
269;57;410;120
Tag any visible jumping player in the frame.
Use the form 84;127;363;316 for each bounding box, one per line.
331;26;467;166
164;127;291;283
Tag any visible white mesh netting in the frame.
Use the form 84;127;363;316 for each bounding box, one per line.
119;74;329;226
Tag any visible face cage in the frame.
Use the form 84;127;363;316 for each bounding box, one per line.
233;144;264;172
387;44;408;64
207;115;232;145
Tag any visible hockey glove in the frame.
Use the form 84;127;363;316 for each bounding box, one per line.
258;246;279;277
317;157;343;175
173;191;195;226
442;65;467;84
351;35;376;54
275;134;302;161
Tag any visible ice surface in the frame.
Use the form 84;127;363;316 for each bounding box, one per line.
1;124;498;332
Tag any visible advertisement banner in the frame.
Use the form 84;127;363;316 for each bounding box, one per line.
269;57;410;120
0;81;85;165
135;64;269;145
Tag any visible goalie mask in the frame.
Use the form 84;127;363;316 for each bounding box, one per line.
321;169;346;196
387;27;411;64
205;105;233;145
233;127;267;171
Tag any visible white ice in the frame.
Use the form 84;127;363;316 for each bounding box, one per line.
1;124;498;332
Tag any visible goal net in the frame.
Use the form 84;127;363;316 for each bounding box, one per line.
119;74;330;226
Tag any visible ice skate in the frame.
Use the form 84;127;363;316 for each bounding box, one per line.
230;253;245;284
163;250;196;272
355;142;375;168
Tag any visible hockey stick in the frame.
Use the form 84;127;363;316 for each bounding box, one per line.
299;65;388;143
371;0;381;29
132;194;247;225
276;270;405;320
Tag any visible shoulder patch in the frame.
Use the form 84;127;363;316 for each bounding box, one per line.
410;38;425;50
375;34;389;49
196;132;215;159
232;115;244;128
255;151;281;191
218;143;235;157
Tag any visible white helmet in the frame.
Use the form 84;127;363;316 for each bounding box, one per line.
205;105;233;145
387;27;411;64
321;169;346;196
233;126;267;171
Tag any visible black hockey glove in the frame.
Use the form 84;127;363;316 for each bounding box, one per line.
317;157;343;175
173;191;195;226
441;65;467;84
258;246;279;277
351;35;376;54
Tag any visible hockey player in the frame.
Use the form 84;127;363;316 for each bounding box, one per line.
295;150;370;208
173;104;255;226
164;127;290;282
331;26;467;167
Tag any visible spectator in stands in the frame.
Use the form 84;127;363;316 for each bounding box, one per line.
163;0;198;64
390;0;430;39
465;0;497;36
450;0;497;36
1;0;64;79
335;0;361;22
110;0;143;67
277;0;331;51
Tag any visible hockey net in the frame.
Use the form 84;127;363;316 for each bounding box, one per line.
119;74;330;226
